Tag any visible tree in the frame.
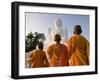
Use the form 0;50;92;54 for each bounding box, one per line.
25;32;46;52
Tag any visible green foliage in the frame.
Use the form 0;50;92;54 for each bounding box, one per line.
25;32;46;52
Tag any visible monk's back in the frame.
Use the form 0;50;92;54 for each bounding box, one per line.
32;50;45;67
72;35;87;52
68;35;89;66
48;44;69;66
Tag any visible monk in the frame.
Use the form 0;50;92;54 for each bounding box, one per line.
29;42;49;68
67;25;89;66
47;34;69;67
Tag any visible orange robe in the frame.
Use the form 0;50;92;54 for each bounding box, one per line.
47;44;69;67
67;35;89;66
29;50;49;68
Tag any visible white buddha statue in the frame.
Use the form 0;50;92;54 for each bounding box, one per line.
48;18;68;43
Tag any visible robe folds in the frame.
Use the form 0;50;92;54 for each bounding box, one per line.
29;50;49;68
67;35;89;66
47;44;69;67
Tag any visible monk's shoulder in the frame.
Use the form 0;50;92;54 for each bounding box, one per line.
72;35;86;41
60;44;67;49
34;50;39;56
68;35;76;42
34;50;38;53
80;35;88;41
35;50;42;55
48;44;55;49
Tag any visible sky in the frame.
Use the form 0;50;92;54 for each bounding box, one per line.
25;12;89;43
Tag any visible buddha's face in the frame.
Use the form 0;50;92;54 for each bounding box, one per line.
55;18;62;27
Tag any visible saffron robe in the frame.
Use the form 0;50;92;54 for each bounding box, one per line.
47;44;69;67
67;35;89;66
29;50;49;68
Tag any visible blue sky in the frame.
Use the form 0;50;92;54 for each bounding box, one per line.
25;12;89;43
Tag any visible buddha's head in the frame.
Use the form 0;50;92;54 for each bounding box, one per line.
55;18;62;28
